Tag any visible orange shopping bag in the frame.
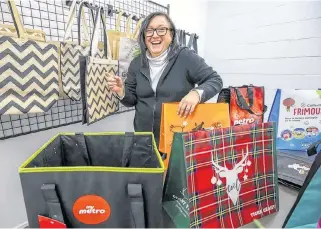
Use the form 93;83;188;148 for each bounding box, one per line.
159;102;230;168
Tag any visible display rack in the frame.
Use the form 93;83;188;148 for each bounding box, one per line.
0;0;169;139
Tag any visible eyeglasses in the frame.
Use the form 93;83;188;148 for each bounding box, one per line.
145;27;172;37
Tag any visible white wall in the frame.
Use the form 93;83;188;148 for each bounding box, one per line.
205;1;321;89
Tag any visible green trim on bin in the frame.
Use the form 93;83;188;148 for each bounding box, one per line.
19;132;165;174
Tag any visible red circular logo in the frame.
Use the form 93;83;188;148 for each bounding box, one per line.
72;195;111;225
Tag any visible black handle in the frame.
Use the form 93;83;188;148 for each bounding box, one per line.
121;132;135;167
77;1;98;45
128;184;146;228
41;184;65;224
307;139;321;156
234;86;265;116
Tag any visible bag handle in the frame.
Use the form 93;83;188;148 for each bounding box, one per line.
77;1;99;46
63;0;92;44
125;15;134;38
234;86;266;116
307;139;321;156
187;33;198;53
128;184;146;228
41;184;65;224
90;6;110;59
121;132;135;167
6;0;27;39
180;30;186;46
133;18;144;39
115;11;125;32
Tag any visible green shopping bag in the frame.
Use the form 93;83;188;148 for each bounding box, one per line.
162;132;189;228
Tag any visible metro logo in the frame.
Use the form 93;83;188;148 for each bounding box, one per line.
73;195;111;225
233;118;255;126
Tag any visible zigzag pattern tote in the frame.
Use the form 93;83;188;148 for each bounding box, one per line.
80;6;119;125
60;0;104;101
85;57;119;124
0;0;59;115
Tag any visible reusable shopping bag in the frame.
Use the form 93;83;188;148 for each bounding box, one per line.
60;0;104;101
118;17;143;79
107;11;126;60
163;122;279;228
282;140;321;228
80;7;119;125
159;102;230;169
19;132;165;228
277;150;315;190
269;89;321;151
217;85;266;126
0;0;59;115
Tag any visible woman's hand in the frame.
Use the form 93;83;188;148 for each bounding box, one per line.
178;90;201;117
107;74;124;97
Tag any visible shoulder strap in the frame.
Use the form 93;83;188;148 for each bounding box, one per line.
128;183;146;228
6;0;26;39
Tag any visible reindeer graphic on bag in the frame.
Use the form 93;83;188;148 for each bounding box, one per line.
210;145;252;205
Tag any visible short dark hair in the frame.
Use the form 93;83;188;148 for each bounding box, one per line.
138;12;180;65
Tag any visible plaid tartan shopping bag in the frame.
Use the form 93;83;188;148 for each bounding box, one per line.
163;122;279;228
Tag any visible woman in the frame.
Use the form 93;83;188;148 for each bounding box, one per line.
107;12;223;151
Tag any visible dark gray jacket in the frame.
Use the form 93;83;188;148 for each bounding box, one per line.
120;46;223;149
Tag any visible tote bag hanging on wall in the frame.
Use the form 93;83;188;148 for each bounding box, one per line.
0;0;59;115
163;122;279;228
60;0;105;101
159;102;230;169
80;7;119;125
269;89;321;151
217;85;266;126
118;17;143;79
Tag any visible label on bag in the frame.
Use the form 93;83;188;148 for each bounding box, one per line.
72;195;111;224
277;90;321;150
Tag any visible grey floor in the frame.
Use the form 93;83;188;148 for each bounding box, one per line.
0;110;299;228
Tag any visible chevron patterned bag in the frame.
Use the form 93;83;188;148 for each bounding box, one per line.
0;0;59;115
80;7;119;125
60;0;104;101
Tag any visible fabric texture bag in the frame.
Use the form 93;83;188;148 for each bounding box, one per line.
282;140;321;228
277;150;315;190
268;89;321;151
80;7;119;125
187;33;198;54
118;17;143;79
19;132;165;228
163;122;279;228
107;11;126;60
159;102;230;169
0;0;59;115
60;0;104;101
217;85;266;126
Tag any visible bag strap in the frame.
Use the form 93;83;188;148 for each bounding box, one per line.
63;0;91;43
234;86;266;116
128;184;146;228
77;1;99;46
115;11;125;32
41;184;65;224
187;33;198;53
121;132;135;167
133;18;144;39
125;15;135;38
6;0;27;39
307;139;321;156
90;6;109;59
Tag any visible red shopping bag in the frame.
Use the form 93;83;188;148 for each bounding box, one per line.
217;85;266;126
